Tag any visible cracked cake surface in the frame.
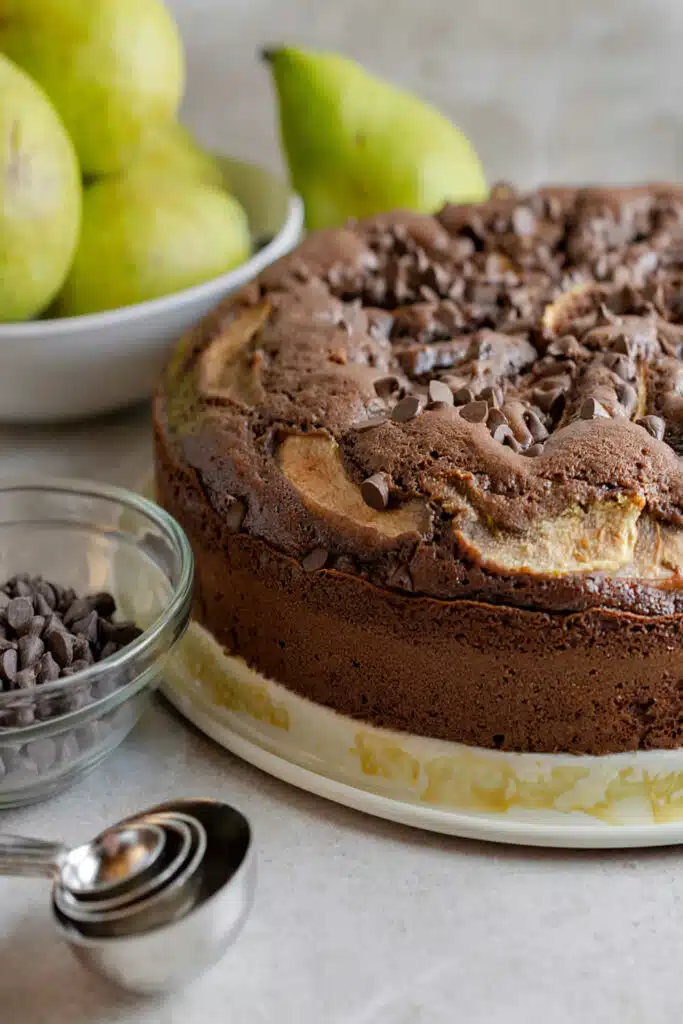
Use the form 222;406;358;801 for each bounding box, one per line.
155;184;683;755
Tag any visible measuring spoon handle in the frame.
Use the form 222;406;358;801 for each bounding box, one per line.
0;834;67;878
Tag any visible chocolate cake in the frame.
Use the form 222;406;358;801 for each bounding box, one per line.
155;184;683;757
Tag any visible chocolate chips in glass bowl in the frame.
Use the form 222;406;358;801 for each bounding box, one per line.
0;574;143;729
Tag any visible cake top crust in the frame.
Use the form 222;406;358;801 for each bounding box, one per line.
156;183;683;614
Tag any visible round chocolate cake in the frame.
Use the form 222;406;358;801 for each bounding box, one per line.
155;184;683;757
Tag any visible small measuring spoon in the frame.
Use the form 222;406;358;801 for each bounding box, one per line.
54;813;207;931
0;821;166;899
53;814;195;915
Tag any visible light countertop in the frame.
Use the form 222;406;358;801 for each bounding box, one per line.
1;413;682;1024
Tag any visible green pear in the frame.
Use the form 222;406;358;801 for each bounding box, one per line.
264;46;487;230
55;172;251;316
122;122;225;190
0;53;81;321
0;0;184;177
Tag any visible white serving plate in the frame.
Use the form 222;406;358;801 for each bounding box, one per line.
0;157;304;423
159;619;683;849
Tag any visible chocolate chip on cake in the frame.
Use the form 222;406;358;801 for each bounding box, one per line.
391;395;423;422
636;414;666;440
479;385;503;408
604;353;636;381
492;424;521;451
428;380;454;406
459;400;489;423
351;415;388;432
579;397;611;420
616;381;638;417
523;409;549;441
361;473;390;511
486;408;508;431
373;375;401;399
302;548;329;572
511;205;536;236
452;386;474;406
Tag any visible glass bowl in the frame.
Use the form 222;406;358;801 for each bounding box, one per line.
0;480;194;807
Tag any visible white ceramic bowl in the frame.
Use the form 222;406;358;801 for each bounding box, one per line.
0;157;304;423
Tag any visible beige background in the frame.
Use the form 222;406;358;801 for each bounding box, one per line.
169;0;683;189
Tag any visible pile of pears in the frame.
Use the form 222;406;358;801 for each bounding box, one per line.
0;0;251;322
1;0;488;325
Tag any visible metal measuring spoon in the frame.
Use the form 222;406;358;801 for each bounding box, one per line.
0;821;166;898
1;800;255;995
55;813;207;929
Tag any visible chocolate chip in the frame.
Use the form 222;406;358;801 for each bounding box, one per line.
72;611;99;645
302;548;329;572
613;336;634;357
14;668;36;690
0;648;17;684
533;386;565;413
549;390;567;421
361;473;390;510
37;652;60;684
523;409;549;442
580;398;611;420
492;424;522;451
479;386;503;408
616;381;638;417
28;615;45;637
636;414;665;440
351;415;388;432
18;635;44;670
486;408;508;431
34;581;57;610
428;380;454;406
90;592;116;617
511;206;536;236
526;443;546;457
62;598;91;627
98;641;119;663
373;375;401;399
42;614;65;641
452;387;474;406
47;630;73;668
56;587;76;613
604;353;636;381
32;593;52;614
391;395;423;422
100;620;142;646
72;636;93;663
459;400;489;423
547;336;580;358
7;597;34;635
